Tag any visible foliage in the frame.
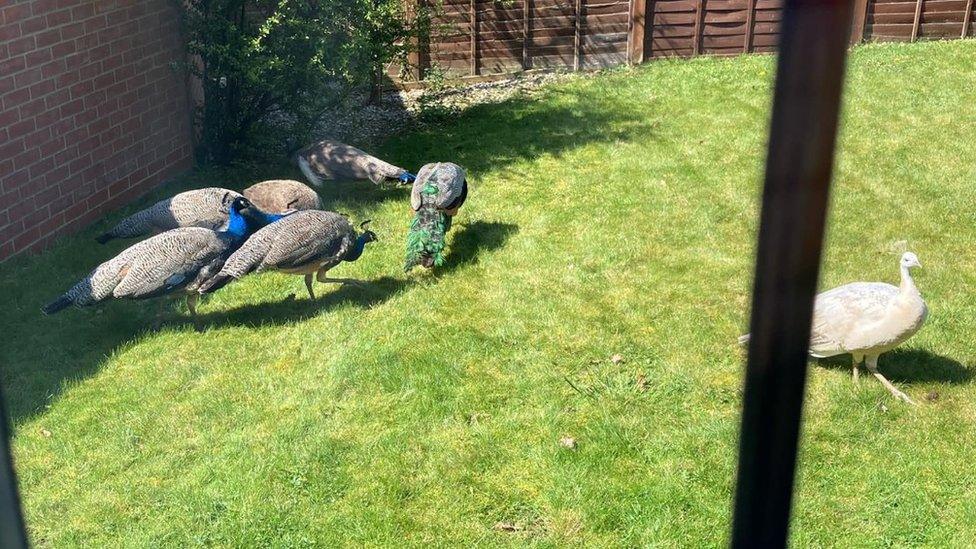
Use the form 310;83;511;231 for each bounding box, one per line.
5;41;976;546
179;0;434;164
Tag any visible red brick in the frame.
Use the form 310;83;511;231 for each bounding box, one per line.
0;76;13;96
59;97;84;117
60;21;84;40
7;119;36;140
0;56;27;77
19;97;47;118
1;4;32;23
14;67;43;88
46;9;72;28
20;14;49;34
8;35;36;56
34;28;62;48
2;87;30;110
0;23;22;41
28;77;56;99
25;48;54;68
40;58;67;79
12;148;41;171
51;40;76;59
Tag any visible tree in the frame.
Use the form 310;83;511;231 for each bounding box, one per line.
178;0;434;164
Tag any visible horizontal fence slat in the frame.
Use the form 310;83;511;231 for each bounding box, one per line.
408;0;969;83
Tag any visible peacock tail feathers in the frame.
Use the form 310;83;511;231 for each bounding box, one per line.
404;183;447;271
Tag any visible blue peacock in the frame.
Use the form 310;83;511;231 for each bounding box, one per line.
44;197;284;326
198;211;377;299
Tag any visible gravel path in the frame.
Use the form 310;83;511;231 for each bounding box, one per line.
312;71;579;147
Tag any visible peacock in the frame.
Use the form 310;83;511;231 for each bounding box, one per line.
295;139;416;186
242;179;322;213
44;197;282;327
96;188;243;244
198;211;377;300
404;162;468;271
738;252;927;404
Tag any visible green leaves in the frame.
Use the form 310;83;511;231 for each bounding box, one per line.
179;0;436;164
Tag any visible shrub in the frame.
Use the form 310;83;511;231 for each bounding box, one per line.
178;0;434;164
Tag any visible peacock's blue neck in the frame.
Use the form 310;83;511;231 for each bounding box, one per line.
224;207;248;238
345;236;368;261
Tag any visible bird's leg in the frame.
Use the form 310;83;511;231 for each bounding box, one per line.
852;353;863;384
186;293;203;333
316;269;362;287
304;273;316;299
151;299;167;331
865;355;915;405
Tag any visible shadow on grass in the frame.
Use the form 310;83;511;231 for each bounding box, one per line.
441;221;519;275
818;349;973;384
195;276;410;329
1;74;635;425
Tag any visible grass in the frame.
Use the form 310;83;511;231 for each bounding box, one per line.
3;39;976;546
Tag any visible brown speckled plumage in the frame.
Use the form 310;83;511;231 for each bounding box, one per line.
295;139;409;186
242;179;321;213
198;211;375;299
96;188;242;243
46;227;240;311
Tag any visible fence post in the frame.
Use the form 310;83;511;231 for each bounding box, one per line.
629;0;647;64
574;0;583;70
692;0;706;55
407;0;429;81
470;0;479;75
911;0;923;41
962;0;973;38
523;0;532;69
744;0;756;53
849;0;869;44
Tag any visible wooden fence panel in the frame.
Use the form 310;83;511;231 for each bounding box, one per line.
404;0;973;82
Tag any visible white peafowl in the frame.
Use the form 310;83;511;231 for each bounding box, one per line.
294;139;415;186
739;252;928;404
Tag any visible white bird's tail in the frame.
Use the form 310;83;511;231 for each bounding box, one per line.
297;156;324;187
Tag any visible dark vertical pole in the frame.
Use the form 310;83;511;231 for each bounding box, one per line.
0;389;29;549
731;0;854;546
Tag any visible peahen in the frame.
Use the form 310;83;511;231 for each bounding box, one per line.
739;252;927;404
295;139;416;186
242;179;322;213
95;188;243;244
44;197;282;328
198;211;377;300
404;162;468;271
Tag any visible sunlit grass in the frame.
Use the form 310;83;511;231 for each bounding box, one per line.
2;40;975;546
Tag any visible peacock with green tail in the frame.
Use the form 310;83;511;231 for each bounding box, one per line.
405;162;468;271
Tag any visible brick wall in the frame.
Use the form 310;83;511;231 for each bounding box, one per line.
0;0;194;260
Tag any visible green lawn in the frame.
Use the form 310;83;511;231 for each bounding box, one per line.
3;40;976;546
